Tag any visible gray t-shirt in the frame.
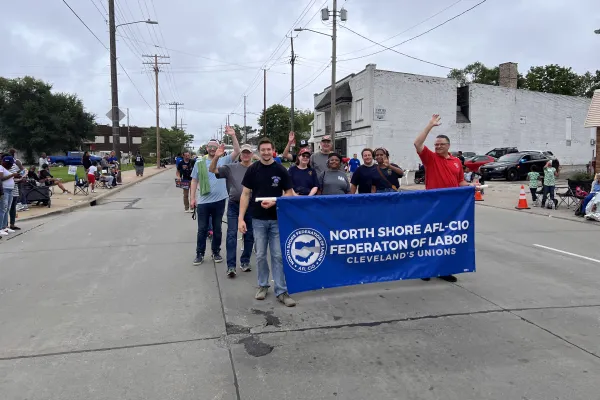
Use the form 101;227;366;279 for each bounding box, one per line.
216;162;250;202
319;169;350;195
310;152;330;177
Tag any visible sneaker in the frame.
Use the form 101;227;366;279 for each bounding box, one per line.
212;253;223;263
193;255;204;265
439;275;458;283
240;263;252;272
255;287;269;300
184;209;189;213
227;268;237;278
4;228;15;234
0;230;8;236
277;293;296;307
9;226;21;231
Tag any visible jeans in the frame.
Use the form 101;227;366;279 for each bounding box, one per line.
1;188;14;229
530;188;538;202
376;188;396;193
226;201;254;269
582;193;597;214
196;199;226;257
541;185;555;207
9;195;18;226
182;188;190;211
253;219;287;296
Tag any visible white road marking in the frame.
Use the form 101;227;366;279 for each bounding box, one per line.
533;244;600;264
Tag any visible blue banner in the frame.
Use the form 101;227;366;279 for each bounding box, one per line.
276;187;476;294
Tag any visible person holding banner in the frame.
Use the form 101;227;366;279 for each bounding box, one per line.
190;128;241;266
318;153;350;195
414;114;472;283
350;148;378;194
373;147;404;193
238;138;296;307
288;147;319;196
210;143;255;278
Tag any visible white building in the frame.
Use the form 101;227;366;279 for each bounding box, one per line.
312;63;595;169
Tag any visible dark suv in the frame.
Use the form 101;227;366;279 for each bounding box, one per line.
485;147;519;159
479;151;551;181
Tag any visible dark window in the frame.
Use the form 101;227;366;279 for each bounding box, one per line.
456;86;470;123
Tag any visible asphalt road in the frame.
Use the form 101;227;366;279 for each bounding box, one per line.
1;172;599;400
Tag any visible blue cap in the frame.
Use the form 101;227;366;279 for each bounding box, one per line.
2;155;14;164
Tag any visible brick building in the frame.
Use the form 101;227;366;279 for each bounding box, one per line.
312;63;594;169
87;124;146;154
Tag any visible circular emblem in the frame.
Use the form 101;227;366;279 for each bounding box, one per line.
284;228;327;273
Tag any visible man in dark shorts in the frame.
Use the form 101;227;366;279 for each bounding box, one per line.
176;151;195;213
238;138;296;307
414;114;473;283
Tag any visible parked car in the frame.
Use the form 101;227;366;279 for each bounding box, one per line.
485;147;519;159
479;151;553;181
464;155;496;172
451;151;476;161
47;151;102;167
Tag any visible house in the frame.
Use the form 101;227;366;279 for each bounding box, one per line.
89;124;145;154
584;89;600;173
312;63;594;169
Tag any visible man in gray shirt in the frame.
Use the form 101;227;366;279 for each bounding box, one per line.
318;153;350;195
210;143;254;277
310;135;333;177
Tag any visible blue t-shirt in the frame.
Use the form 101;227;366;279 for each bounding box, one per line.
288;165;319;195
274;157;282;164
350;165;380;194
191;154;233;204
348;158;361;172
175;157;183;166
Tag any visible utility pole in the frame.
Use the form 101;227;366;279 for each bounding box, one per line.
290;35;297;132
143;54;170;167
263;68;267;136
243;95;247;143
179;118;187;131
330;0;338;148
108;0;120;162
127;108;131;154
169;102;184;129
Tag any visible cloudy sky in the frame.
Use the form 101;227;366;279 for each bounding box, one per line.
2;0;598;149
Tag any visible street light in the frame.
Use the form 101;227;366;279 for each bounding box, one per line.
294;1;346;149
109;0;159;162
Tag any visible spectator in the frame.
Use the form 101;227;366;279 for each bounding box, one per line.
319;153;350;195
82;151;92;173
527;165;541;204
8;158;25;230
581;173;600;214
541;160;559;209
88;161;98;193
38;152;47;170
133;151;145;176
39;164;71;194
1;156;19;236
176;151;195;213
457;151;465;165
348;153;361;178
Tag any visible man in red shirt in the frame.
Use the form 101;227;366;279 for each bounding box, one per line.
414;114;472;283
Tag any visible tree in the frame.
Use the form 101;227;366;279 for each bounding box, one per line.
141;126;194;158
0;76;96;162
257;104;291;152
448;62;502;86
294;109;314;137
522;65;585;96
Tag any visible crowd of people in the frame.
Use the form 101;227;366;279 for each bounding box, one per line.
172;114;480;307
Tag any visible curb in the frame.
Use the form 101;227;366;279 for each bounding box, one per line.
18;167;173;222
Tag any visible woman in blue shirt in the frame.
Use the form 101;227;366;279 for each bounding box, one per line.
288;147;319;196
581;173;600;215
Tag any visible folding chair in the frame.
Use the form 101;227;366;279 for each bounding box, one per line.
533;189;543;207
95;170;108;189
73;174;89;196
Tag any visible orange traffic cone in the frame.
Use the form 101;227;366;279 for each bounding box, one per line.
474;179;484;201
515;185;530;210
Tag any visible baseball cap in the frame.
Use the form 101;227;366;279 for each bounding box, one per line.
321;135;331;141
299;147;311;155
2;155;14;164
299;139;308;146
240;144;253;152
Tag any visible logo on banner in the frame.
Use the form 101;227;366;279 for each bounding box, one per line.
285;228;327;273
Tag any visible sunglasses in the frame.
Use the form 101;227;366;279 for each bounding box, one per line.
207;146;218;150
300;153;310;158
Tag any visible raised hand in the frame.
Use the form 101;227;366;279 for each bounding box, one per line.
288;131;295;145
224;125;235;137
382;156;390;168
215;143;226;157
429;114;441;126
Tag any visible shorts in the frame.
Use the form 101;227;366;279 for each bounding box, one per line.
87;174;96;184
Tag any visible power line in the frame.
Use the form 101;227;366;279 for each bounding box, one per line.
338;0;463;57
338;0;489;62
89;0;107;21
340;26;453;69
61;0;108;50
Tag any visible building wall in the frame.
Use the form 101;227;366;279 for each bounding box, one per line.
371;70;457;169
91;125;145;154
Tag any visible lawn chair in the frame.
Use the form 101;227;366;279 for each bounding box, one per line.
73;174;89;196
95;170;108;189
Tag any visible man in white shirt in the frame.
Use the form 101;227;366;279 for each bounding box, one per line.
38;153;47;170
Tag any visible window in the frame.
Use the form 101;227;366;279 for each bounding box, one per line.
316;114;323;131
94;136;104;143
132;137;142;144
119;137;127;144
355;99;363;121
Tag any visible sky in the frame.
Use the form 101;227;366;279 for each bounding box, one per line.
2;0;599;150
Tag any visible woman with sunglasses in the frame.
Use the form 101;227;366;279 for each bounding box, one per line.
288;147;319;196
318;153;350;195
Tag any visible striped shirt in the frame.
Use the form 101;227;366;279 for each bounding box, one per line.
9;164;21;197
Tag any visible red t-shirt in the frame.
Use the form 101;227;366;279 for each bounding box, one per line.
418;146;464;190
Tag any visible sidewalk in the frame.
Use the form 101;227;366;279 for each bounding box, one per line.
16;166;174;222
400;177;598;225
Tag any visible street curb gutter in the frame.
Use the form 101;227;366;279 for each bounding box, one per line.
475;202;598;226
18;167;173;222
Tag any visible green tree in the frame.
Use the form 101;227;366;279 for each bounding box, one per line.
141;127;194;158
294;109;314;138
257;104;291;152
522;65;584;96
0;76;96;162
223;124;250;144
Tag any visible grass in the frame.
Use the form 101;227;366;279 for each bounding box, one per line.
47;164;155;183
